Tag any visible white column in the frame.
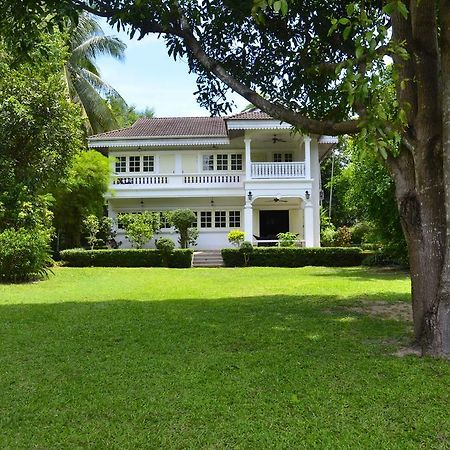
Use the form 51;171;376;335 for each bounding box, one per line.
304;203;315;247
304;135;311;179
244;202;253;242
244;138;252;180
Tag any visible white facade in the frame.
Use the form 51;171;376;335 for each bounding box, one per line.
89;113;337;249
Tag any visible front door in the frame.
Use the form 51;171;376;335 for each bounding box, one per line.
259;210;289;239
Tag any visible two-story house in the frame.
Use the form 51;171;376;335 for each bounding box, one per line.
88;110;337;249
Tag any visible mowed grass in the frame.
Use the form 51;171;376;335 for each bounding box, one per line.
1;267;449;449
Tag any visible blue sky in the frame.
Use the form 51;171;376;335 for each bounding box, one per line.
95;19;248;117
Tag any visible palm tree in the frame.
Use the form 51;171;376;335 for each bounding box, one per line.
65;13;127;135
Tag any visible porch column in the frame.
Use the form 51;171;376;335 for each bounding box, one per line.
244;138;252;179
244;202;253;242
304;202;315;247
304;135;311;179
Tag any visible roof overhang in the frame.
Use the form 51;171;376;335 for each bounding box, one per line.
227;119;292;130
318;135;339;144
89;137;230;148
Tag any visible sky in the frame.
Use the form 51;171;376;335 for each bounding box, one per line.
95;19;248;117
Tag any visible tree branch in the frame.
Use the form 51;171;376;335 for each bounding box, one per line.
178;16;361;135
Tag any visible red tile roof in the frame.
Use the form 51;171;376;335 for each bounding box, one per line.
90;117;228;139
227;110;273;120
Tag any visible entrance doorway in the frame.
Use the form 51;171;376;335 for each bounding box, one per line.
259;210;289;239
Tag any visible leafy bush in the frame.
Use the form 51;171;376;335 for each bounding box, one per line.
222;247;364;268
119;212;160;248
335;226;352;247
60;248;193;268
240;241;254;266
0;228;53;283
227;230;245;247
156;238;175;267
166;209;198;248
350;221;375;245
277;232;298;247
83;215;101;250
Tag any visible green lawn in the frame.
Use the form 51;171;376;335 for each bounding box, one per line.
1;267;449;449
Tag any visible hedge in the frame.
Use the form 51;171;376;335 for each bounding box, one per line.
221;247;365;267
60;248;193;268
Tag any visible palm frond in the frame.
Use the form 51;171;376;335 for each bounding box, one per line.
71;35;126;66
71;73;119;135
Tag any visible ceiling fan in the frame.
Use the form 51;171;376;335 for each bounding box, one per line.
266;195;288;203
270;134;287;144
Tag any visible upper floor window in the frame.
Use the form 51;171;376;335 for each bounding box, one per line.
129;156;141;172
202;154;214;171
202;153;243;172
115;156;126;173
273;153;293;162
143;155;154;172
217;154;228;171
231;154;242;171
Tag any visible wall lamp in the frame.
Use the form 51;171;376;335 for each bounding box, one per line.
305;191;310;200
247;191;253;201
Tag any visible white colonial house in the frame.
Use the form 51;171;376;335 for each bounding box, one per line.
88;110;337;249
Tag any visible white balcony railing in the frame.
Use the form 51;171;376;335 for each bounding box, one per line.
111;173;242;188
251;162;306;179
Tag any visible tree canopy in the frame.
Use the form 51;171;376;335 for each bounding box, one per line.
3;0;450;356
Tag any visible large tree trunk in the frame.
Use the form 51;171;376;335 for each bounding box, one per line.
387;1;450;357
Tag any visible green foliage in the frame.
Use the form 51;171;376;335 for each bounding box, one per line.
107;96;154;128
222;247;364;268
335;226;352;247
320;209;337;247
166;209;198;248
83;215;102;250
0;35;83;233
0;228;53;283
227;230;245;247
276;232;297;247
350;221;376;245
51;150;110;249
65;13;127;134
155;237;175;267
239;241;254;266
60;248;193;268
336;138;407;261
119;212;160;249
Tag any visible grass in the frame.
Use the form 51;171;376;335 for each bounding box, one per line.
1;266;449;449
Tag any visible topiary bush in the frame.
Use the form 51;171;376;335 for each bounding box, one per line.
222;247;365;267
0;228;53;283
60;248;193;268
227;230;245;247
156;238;175;267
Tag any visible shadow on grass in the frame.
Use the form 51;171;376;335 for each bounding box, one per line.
311;266;411;281
2;294;448;449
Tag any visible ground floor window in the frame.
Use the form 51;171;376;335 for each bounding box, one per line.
214;211;227;228
229;210;241;228
200;211;212;228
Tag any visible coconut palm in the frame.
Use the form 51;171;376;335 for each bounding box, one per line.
65;13;127;135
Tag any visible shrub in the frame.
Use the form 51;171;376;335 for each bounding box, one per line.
83;215;101;250
240;241;254;266
166;209;198;248
277;232;298;247
335;226;352;247
119;212;160;248
0;228;53;283
228;230;245;247
156;238;175;267
222;247;364;268
60;248;193;268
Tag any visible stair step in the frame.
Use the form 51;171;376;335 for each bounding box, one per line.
192;250;224;268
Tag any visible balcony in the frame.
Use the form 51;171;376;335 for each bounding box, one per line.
112;173;243;188
250;162;306;179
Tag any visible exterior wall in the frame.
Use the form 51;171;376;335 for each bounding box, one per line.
103;130;331;249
